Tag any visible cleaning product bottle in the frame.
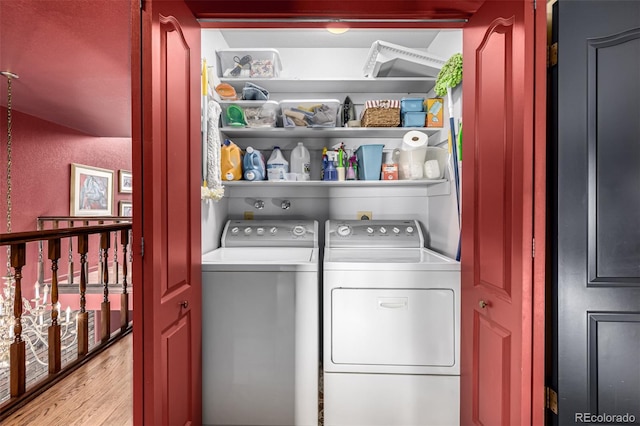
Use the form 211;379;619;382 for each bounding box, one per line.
243;146;266;181
290;142;311;181
221;139;242;181
267;146;289;181
323;151;338;181
320;147;328;181
346;155;357;180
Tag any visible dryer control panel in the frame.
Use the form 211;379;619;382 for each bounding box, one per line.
222;220;318;248
325;220;424;248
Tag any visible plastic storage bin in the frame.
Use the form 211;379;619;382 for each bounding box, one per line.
280;99;340;128
356;144;385;180
220;101;279;128
398;148;427;180
216;48;282;78
402;112;427;127
401;97;425;113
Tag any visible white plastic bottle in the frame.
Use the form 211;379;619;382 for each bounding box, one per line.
267;146;289;181
290;141;311;181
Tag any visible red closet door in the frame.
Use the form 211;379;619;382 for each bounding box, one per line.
460;1;542;425
133;1;202;425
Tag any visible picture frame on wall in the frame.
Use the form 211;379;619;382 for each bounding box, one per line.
119;170;133;193
70;163;114;216
119;200;132;217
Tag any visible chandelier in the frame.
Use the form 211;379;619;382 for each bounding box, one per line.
0;71;78;370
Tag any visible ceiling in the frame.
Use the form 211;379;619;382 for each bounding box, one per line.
0;0;132;137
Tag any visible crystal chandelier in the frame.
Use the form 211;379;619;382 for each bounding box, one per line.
0;71;78;369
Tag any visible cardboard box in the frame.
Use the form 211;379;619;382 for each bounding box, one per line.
382;163;398;180
425;98;444;128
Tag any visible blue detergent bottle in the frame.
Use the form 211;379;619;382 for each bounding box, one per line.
243;146;266;181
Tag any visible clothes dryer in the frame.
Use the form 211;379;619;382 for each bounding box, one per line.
323;219;461;426
202;219;319;426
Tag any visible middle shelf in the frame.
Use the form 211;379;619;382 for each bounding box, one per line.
219;126;443;139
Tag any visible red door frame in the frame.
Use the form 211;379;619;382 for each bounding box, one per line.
131;1;547;423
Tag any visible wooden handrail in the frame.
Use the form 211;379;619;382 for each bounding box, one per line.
0;218;133;409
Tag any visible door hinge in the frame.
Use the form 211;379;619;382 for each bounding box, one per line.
140;237;145;258
546;387;558;414
532;238;535;258
533;0;537;10
549;42;558;68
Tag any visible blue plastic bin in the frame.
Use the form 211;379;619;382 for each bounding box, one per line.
402;111;427;127
401;97;425;113
356;144;385;180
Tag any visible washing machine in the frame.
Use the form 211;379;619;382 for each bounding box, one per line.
323;219;461;426
202;219;319;426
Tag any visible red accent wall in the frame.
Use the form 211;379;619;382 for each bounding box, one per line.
0;107;131;301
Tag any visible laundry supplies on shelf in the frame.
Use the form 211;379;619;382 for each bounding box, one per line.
266;146;289;181
281;99;340;128
220;139;243;181
243;146;266;181
216;48;282;78
290;142;311;181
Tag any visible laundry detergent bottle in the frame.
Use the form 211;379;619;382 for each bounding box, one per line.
267;146;289;181
221;139;242;181
243;146;266;181
290;142;311;181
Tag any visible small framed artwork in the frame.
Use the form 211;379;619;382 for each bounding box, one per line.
70;164;114;216
119;200;132;217
119;170;133;193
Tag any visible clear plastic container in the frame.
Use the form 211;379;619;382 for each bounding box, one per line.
220;101;279;128
290;142;311;181
216;48;282;78
280;99;340;128
398;148;428;180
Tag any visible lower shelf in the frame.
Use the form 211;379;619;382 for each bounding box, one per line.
222;179;447;188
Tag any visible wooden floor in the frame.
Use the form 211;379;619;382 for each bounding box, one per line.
2;333;133;426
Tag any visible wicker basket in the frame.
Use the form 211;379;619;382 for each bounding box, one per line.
361;100;401;127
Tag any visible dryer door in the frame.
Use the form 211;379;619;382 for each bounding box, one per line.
330;287;456;373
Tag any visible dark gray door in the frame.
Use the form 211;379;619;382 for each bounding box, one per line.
551;1;640;424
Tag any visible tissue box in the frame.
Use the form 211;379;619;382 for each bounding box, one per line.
425;98;444;127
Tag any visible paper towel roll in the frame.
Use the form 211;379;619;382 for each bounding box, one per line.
402;130;429;150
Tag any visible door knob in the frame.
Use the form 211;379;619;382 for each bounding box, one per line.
181;300;189;309
478;300;488;309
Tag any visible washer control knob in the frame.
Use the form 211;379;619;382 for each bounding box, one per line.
231;227;240;234
393;227;400;234
292;225;306;237
270;227;278;235
406;226;415;234
256;227;265;235
244;227;252;235
367;227;374;234
379;227;387;234
337;225;352;237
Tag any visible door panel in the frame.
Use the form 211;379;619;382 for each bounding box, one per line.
461;1;535;425
133;0;202;424
552;1;640;423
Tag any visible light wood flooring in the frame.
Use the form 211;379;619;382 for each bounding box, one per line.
2;333;133;426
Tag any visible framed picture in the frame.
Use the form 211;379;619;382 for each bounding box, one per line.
119;170;133;193
70;163;114;216
119;200;132;217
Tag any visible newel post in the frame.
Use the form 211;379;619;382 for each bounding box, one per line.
10;243;26;397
